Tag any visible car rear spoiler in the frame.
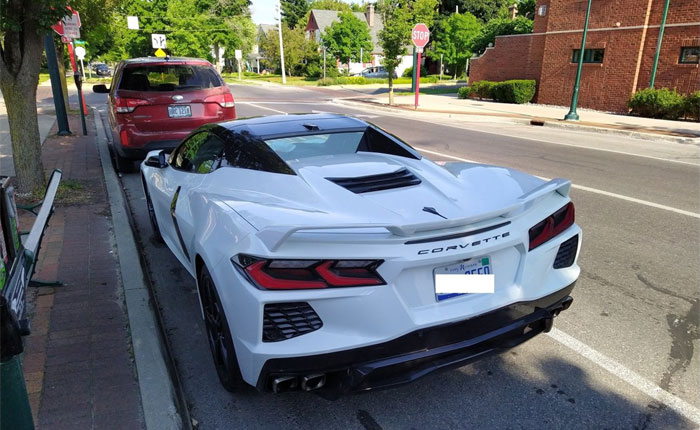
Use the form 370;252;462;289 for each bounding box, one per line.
257;178;571;252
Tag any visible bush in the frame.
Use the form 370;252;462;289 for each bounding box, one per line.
491;80;536;104
683;91;700;121
471;81;496;99
457;86;473;99
628;88;686;119
402;65;428;78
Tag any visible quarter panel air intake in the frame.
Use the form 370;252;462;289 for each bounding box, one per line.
263;302;323;342
326;168;421;193
553;235;579;269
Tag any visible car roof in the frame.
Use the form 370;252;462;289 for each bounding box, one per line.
121;57;213;66
213;113;369;140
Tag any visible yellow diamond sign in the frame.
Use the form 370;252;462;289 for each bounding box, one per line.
155;48;166;58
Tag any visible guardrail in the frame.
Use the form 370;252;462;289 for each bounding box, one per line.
0;169;62;430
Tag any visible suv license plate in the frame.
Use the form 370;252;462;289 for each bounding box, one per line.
168;105;191;118
434;257;494;301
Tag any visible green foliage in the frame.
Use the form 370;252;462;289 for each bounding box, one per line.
401;65;428;78
469;80;535;104
438;0;510;22
260;25;318;77
471;80;495;99
457;85;473;99
322;12;373;67
518;0;536;19
282;0;311;28
628;88;687;120
429;12;481;77
471;16;533;55
683;91;700;121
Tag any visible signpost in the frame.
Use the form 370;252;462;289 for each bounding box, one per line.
51;7;87;119
411;23;430;110
235;49;242;81
151;34;167;50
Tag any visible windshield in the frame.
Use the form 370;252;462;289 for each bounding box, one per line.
119;64;223;92
265;132;365;160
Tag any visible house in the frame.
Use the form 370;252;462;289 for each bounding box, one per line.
247;24;277;73
469;0;699;112
306;4;414;76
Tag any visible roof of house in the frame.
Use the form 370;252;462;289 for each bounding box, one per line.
307;9;384;55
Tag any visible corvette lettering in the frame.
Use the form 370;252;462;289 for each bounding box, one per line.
418;232;510;255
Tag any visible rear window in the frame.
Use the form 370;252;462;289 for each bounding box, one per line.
119;64;223;92
265;133;365;160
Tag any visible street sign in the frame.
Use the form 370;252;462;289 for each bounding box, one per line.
151;34;167;49
154;48;167;58
52;9;81;39
411;23;430;48
75;46;86;60
127;16;139;30
235;49;242;60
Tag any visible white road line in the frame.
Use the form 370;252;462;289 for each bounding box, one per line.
548;328;700;425
416;147;700;219
238;102;288;114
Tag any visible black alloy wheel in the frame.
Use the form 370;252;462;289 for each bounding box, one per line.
142;179;163;242
199;265;244;392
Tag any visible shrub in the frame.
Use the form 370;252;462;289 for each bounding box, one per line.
457;86;473;99
402;65;428;78
628;88;686;119
683;91;700;121
491;80;536;104
471;80;496;99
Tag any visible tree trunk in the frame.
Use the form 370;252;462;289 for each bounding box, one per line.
0;74;45;194
388;74;394;105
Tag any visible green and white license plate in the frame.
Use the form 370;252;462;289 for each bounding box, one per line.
434;257;494;301
168;105;191;118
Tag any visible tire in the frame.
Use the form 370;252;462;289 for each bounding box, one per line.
142;180;163;243
198;265;244;392
113;150;133;173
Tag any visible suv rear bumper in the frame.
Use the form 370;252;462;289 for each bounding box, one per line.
256;282;575;399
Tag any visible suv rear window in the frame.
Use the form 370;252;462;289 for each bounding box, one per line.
119;64;223;92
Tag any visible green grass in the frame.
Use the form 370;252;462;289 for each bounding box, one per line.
38;73;51;84
394;86;464;96
222;73;321;86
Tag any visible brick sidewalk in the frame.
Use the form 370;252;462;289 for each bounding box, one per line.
20;115;145;429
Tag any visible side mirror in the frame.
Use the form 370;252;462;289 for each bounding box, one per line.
92;84;109;93
144;151;168;168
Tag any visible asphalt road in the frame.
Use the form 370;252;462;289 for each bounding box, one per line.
99;82;699;430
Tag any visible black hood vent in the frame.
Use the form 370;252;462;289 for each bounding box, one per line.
326;168;421;193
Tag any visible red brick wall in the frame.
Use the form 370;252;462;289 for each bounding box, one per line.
468;0;700;112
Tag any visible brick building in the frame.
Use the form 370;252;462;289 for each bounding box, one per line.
469;0;700;112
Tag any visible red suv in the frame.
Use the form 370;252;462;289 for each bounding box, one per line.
93;57;236;171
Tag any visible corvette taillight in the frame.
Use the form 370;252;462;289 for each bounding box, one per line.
234;256;385;290
528;202;575;251
205;92;235;108
115;96;150;113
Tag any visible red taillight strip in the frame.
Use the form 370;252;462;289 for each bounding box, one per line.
315;261;382;287
528;202;575;251
245;261;326;290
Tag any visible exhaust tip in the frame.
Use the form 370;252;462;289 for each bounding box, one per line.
561;297;574;311
301;374;326;391
272;376;298;393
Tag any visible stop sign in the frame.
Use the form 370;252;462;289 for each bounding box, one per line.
412;23;430;48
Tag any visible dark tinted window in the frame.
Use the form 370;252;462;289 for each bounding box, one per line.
572;49;604;63
171;132;208;172
680;47;699;64
357;127;420;159
221;130;295;175
119;64;222;92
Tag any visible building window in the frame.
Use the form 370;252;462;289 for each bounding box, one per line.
572;49;604;64
679;47;700;64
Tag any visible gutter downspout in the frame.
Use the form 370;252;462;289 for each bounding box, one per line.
631;0;655;95
649;0;671;88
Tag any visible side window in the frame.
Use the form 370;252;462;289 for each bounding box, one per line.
171;132;208;172
191;134;225;173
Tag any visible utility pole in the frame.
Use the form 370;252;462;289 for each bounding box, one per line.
440;53;443;81
564;0;592;121
276;1;286;84
649;0;670;88
323;48;327;83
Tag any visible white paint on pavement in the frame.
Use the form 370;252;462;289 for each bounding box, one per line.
415;147;700;219
238;102;288;115
548;328;700;425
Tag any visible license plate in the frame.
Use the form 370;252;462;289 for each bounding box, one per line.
434;257;494;301
168;105;191;118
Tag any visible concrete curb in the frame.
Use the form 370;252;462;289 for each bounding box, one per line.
335;99;700;145
92;107;183;430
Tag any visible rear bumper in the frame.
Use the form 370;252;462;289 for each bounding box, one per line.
115;137;181;160
256;282;575;398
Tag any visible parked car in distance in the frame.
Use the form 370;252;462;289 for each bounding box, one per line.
353;66;396;79
95;64;111;76
93;57;236;172
140;113;581;398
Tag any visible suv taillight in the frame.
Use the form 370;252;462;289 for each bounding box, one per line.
233;256;385;290
115;96;150;113
205;92;235;108
528;202;575;251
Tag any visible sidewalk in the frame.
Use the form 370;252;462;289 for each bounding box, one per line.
340;92;700;142
19;115;145;429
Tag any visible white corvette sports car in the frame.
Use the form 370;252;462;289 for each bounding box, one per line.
140;114;581;397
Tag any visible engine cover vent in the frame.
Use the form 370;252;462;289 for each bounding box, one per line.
326;168;421;193
263;302;323;342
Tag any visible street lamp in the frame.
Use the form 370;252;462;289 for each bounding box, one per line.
564;0;592;121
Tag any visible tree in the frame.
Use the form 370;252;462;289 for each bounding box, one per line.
0;0;69;193
439;0;509;22
281;0;310;29
377;0;437;105
518;0;536;20
470;16;533;55
259;25;315;76
429;12;481;78
322;11;372;72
